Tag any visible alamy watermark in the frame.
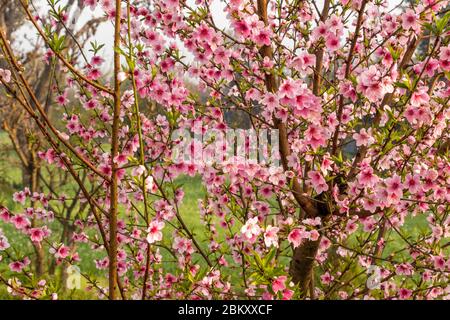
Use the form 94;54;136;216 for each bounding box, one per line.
66;265;81;290
366;265;381;290
171;127;281;167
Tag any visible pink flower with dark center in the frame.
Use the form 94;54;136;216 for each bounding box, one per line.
399;288;412;299
288;228;307;248
422;170;437;192
9;261;24;273
279;78;296;99
241;217;262;243
213;47;230;66
282;289;294;300
308;171;329;194
353;128;375;147
13;191;26;205
396;263;413;276
113;153;128;166
264;225;279;248
99;164;112;176
29;228;45;243
325;34;340;51
83;99;98;110
233;20;251;37
195;24;213;42
404;105;417;124
173;236;189;254
305;125;327;150
362;216;376;232
405;174;421;194
410;86;429;106
11;215;30;230
0;235;10;251
346;221;358;234
56;90;68;106
385;175;403;198
95;257;109;270
272;276;287;293
83;0;97;10
88;68;101;80
358;167;378;187
55;245;70;259
261;93;279;111
254;29;271;46
312;22;328;41
339;80;357;102
362;197;378;213
401;9;418;31
146;220;165;244
0;208;11;222
321;272;334;285
432;256;446;271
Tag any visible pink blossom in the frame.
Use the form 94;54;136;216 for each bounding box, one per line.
405;174;421;194
288;228;307;248
261;93;279;111
233;20;251;38
0;234;10;251
55;90;69;106
264;225;279;248
325;34;340;52
272;276;287;293
399;288;412;299
13;191;26;205
432;256;446;271
309;229;320;241
308;171;329;194
241;217;262;243
55;245;70;259
11;215;30;230
0;68;11;83
9;261;24;273
385;174;403;198
83;0;97;10
29;228;45;243
321;272;334;285
254;28;271;46
401;10;418;31
282;289;294;300
279;78;296;99
312;22;328;41
353;128;375;147
410;87;430;106
0;208;10;222
146;220;165;244
357;167;378;187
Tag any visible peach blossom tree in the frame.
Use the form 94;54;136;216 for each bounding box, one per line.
0;0;449;300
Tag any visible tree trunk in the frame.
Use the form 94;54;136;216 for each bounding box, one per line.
289;200;331;296
24;151;45;276
289;237;321;296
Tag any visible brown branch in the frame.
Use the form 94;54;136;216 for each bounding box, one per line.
347;34;421;180
108;0;122;301
0;28;111;182
331;0;368;156
18;0;113;95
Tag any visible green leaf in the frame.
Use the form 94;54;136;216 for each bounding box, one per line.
263;247;277;268
435;11;450;34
